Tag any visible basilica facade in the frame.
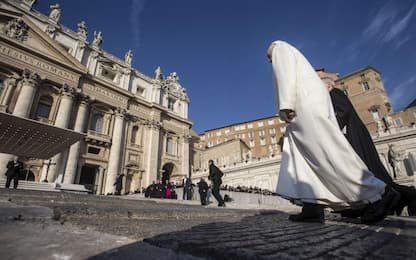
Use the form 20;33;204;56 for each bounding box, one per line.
0;0;194;194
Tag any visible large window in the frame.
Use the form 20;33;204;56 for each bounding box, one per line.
370;108;380;121
166;136;173;154
362;81;370;91
168;98;175;111
131;126;139;144
36;96;53;119
248;131;254;138
90;113;104;133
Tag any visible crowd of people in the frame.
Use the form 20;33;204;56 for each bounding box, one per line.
220;185;273;195
144;180;178;199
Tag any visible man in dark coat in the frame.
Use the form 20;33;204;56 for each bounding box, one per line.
326;79;416;216
5;157;23;189
197;178;209;205
113;173;124;195
208;160;225;207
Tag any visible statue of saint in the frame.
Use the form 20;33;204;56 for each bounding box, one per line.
388;144;402;179
169;72;179;82
384;115;394;130
376;119;384;133
154;66;163;80
77;21;87;39
125;50;133;65
92;31;103;47
49;3;61;22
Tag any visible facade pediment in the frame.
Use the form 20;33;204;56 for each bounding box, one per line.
0;9;87;75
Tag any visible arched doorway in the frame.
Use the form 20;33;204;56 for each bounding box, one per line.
161;162;175;185
19;169;35;181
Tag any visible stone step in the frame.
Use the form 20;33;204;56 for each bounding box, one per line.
0;179;58;192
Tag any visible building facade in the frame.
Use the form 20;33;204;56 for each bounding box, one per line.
318;67;393;134
198;116;287;162
0;1;193;194
194;67;416;190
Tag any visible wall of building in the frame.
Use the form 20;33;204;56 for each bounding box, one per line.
0;1;193;195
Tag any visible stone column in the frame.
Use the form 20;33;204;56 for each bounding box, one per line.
0;70;40;180
143;120;161;187
96;166;105;195
0;74;19;109
87;51;100;75
13;69;40;117
182;134;190;178
46;84;76;183
63;95;90;184
103;108;126;194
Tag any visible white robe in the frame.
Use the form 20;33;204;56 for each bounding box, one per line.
271;41;386;207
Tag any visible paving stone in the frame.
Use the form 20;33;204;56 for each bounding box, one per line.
1;188;416;259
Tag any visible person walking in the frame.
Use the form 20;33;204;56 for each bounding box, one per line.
113;173;124;195
208;160;225;207
182;176;190;200
197;178;209;205
324;78;416;216
5;156;23;189
267;40;399;224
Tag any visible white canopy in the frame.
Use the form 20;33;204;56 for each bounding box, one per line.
0;112;85;159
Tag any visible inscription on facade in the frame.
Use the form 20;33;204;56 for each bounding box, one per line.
0;43;78;82
129;103;150;117
83;84;128;105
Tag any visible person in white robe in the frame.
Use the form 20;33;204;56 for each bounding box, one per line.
267;40;399;223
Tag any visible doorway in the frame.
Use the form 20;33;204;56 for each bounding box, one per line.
79;165;98;192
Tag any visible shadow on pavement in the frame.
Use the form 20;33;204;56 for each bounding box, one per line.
90;211;416;260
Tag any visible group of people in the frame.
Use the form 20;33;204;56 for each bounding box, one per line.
220;185;273;195
182;161;227;207
267;40;416;224
144;180;178;199
194;160;227;206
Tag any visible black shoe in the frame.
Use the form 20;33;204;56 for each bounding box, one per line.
289;204;325;223
337;209;364;219
288;213;325;223
361;188;401;224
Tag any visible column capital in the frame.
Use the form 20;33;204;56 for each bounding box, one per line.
21;69;41;87
114;107;127;118
77;93;92;106
145;119;162;130
4;74;20;88
182;134;192;142
60;83;77;97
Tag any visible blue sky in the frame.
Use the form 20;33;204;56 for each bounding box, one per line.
34;0;416;134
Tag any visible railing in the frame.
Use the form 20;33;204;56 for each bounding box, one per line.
35;116;53;125
87;130;111;141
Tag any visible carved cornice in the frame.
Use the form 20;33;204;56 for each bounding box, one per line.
4;18;29;42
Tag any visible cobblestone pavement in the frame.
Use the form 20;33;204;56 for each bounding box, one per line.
1;189;416;259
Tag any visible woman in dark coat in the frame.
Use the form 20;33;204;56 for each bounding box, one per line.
327;81;416;216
